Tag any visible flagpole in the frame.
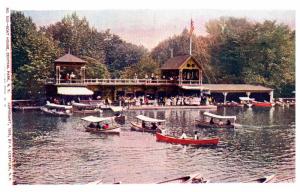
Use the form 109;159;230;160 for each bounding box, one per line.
189;35;192;55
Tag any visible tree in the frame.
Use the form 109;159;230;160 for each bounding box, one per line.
82;56;110;79
12;11;61;99
104;34;147;77
120;55;160;79
11;11;37;72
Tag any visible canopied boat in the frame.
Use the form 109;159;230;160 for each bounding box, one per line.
156;132;219;146
130;115;166;133
157;173;209;184
196;112;236;129
246;174;275;183
81;116;121;134
40;102;72;117
72;102;103;114
239;97;255;108
110;106;126;124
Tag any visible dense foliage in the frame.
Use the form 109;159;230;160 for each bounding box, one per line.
12;12;295;99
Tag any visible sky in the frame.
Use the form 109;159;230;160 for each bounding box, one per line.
22;10;295;50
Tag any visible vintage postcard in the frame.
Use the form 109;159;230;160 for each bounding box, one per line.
1;0;298;192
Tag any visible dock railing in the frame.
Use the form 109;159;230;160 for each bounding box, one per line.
46;78;202;86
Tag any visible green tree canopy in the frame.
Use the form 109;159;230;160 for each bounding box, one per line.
12;11;61;99
120;55;160;79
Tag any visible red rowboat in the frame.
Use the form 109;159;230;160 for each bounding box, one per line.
253;102;275;107
156;133;219;146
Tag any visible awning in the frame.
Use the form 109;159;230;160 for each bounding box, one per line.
57;87;93;95
136;115;166;123
203;112;236;120
239;97;255;101
81;116;113;123
180;86;209;90
110;106;124;112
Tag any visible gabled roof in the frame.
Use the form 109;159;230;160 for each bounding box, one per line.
54;53;87;64
160;55;202;70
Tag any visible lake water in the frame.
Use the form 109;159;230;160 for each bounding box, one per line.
12;106;295;184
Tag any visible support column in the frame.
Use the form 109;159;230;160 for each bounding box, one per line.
223;92;228;104
199;69;202;85
246;92;251;98
179;70;182;85
269;91;274;103
80;66;86;83
55;66;60;84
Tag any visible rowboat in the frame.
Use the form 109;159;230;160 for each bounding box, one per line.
196;112;236;129
40;102;72;117
156;133;219;146
157;173;209;184
246;174;275;183
72;102;103;114
88;179;122;184
131;115;166;133
222;101;243;107
81;116;121;134
253;101;275;107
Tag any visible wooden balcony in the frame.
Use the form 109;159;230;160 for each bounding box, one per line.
45;78;203;86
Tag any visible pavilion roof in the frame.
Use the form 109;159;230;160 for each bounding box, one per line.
54;53;87;64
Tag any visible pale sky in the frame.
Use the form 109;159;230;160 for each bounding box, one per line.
22;10;295;50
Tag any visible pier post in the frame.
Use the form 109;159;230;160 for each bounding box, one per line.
269;91;274;102
223;92;228;104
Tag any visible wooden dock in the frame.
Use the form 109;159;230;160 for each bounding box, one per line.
127;105;217;110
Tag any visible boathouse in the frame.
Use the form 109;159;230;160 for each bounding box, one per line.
45;53;274;103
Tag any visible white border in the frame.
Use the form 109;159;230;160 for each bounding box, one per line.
1;0;298;192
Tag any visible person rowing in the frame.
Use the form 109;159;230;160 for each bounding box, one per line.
179;131;187;139
194;131;199;140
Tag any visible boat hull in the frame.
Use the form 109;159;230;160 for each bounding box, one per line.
247;174;275;183
156;133;219;146
195;120;235;129
130;122;157;133
85;126;121;134
40;107;71;117
157;173;209;184
253;102;274;107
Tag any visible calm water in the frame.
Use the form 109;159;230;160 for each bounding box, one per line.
13;106;295;184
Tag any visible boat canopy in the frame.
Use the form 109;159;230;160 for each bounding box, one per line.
72;102;92;107
203;112;236;120
110;106;123;112
136;115;166;123
239;97;255;101
46;102;72;109
81;115;113;123
180;85;209;90
57;87;93;95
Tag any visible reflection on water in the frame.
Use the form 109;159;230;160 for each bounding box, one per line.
13;107;295;184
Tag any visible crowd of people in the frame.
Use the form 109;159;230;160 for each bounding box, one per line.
117;95;215;107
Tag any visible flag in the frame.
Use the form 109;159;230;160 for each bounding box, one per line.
190;19;194;35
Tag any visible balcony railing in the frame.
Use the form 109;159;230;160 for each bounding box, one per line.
45;78;202;86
